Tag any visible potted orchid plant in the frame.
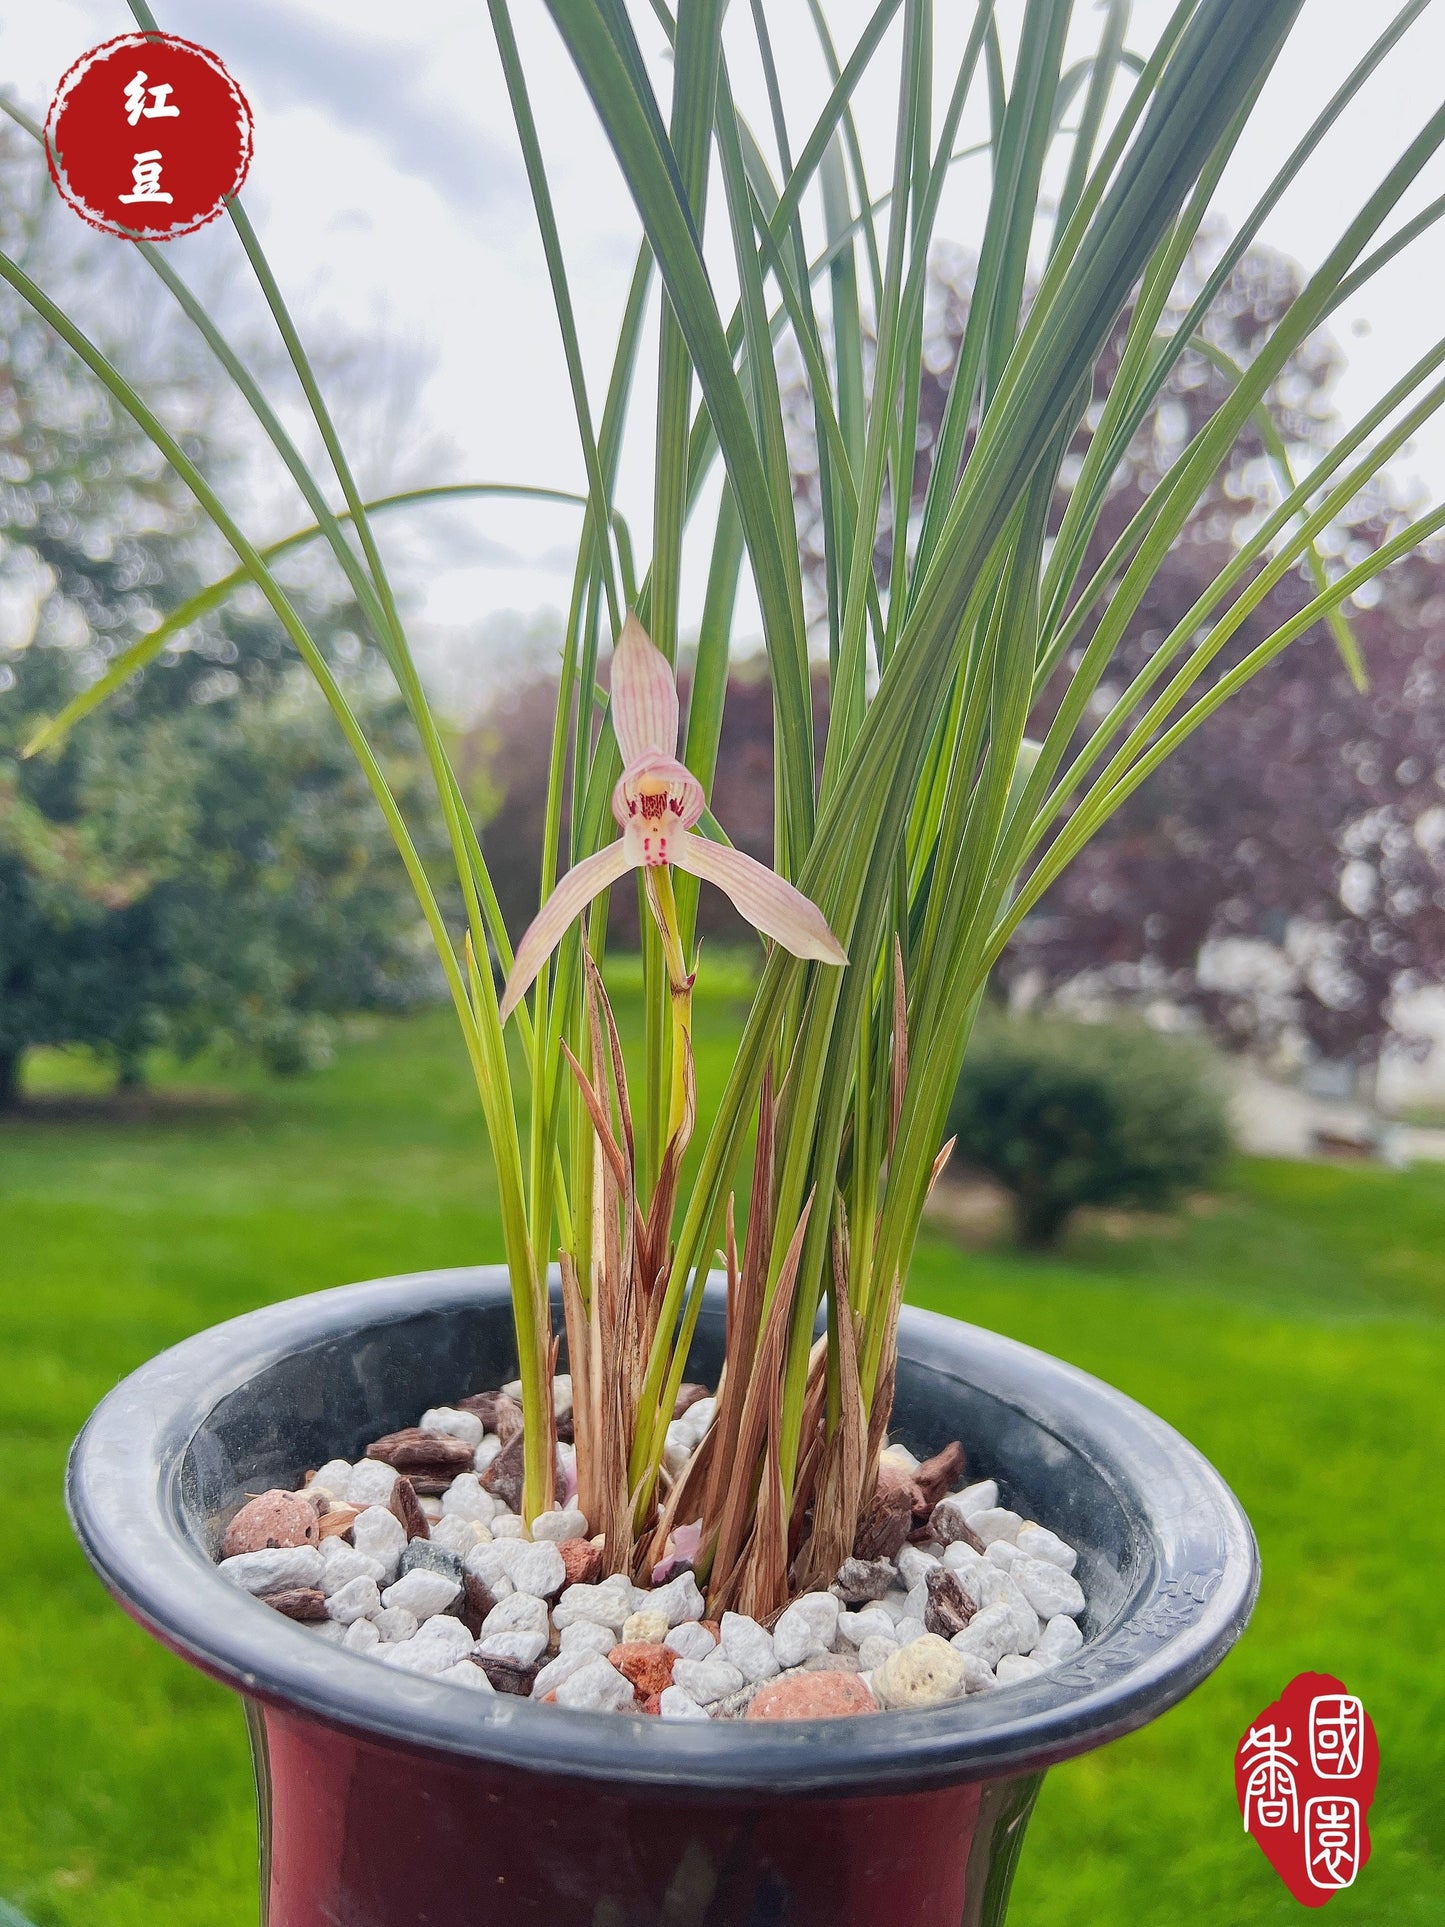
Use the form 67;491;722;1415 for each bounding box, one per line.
11;0;1445;1919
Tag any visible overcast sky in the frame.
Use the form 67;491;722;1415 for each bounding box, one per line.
4;1;1444;716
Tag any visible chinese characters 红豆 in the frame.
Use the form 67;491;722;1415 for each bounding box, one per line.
119;69;180;211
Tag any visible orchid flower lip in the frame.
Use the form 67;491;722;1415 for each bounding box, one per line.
497;616;846;1022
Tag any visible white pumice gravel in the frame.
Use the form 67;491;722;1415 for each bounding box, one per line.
1011;1555;1086;1620
658;1685;711;1721
953;1479;999;1514
671;1657;746;1705
532;1648;602;1699
351;1506;406;1579
477;1629;548;1666
942;1541;985;1575
661;1424;693;1478
559;1620;617;1658
553;1659;635;1712
552;1574;633;1632
218;1546;323;1594
856;1633;900;1671
382;1639;464;1677
995;1653;1046;1686
964;1507;1023;1547
1015;1523;1077;1573
771;1592;840;1668
664;1621;716;1661
953;1651;997;1694
530;1507;588;1542
420;1406;484;1446
212;1376;1099;1719
972;1567;1040;1653
675;1396;715;1447
380;1567;461;1619
319;1539;386;1597
1033;1614;1085;1664
440;1474;498;1525
439;1659;493;1692
408;1617;474;1657
346;1459;400;1507
895;1544;939;1590
837;1606;895;1648
719;1613;780;1683
324;1575;382;1625
307;1460;354;1501
464;1542;516;1593
430;1515;489;1557
480;1593;548;1639
506;1541;567;1600
648;1570;705;1627
950;1601;1021;1669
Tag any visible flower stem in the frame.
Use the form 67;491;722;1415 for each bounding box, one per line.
646;866;694;1143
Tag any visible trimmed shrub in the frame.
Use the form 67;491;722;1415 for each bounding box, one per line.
946;1017;1231;1247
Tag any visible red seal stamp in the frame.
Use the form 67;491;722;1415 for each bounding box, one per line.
45;32;253;242
1236;1672;1379;1906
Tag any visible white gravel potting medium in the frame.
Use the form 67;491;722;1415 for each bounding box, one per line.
212;1376;1091;1722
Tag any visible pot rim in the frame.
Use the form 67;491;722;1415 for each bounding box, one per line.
67;1266;1258;1795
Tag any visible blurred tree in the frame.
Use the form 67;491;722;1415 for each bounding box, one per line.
790;242;1445;1076
450;241;1445;1079
0;134;438;1102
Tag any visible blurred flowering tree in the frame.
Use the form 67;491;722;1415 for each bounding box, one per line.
788;242;1445;1072
0;138;438;1102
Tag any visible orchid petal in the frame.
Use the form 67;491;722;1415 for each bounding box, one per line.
499;839;637;1021
671;834;847;965
611;612;678;765
671;1521;703;1562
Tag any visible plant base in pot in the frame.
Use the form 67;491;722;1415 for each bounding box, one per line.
69;1267;1257;1927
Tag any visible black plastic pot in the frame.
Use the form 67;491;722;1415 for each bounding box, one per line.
68;1267;1257;1926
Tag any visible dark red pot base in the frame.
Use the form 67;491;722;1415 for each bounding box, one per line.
251;1700;1041;1927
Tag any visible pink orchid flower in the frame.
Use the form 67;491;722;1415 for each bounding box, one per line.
499;615;846;1020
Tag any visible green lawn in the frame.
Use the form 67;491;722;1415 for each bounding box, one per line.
1;999;1441;1924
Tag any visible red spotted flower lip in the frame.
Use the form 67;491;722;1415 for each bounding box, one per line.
612;750;705;868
